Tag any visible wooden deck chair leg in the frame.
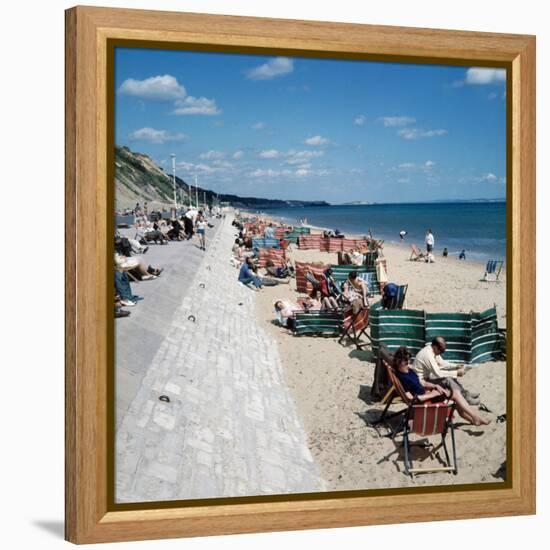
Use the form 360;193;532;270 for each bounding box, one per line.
380;385;395;405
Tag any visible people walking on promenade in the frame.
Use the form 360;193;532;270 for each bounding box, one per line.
196;212;207;250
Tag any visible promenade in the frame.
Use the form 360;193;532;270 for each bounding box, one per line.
116;214;325;502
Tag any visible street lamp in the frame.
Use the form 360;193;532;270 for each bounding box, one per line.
170;153;177;212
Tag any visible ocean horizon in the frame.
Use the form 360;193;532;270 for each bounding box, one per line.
257;202;506;263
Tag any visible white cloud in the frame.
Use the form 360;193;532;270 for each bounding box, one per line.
304;135;330;146
118;75;186;100
248;168;281;178
259;149;281;159
233;151;244;159
295;168;311;177
246;57;294;80
252;122;266;130
482;172;498;182
173;96;221;115
199;150;225;160
128;127;187;144
398;177;410;184
398;162;416;170
398;128;447;140
465;68;506;85
354;114;366;126
425;160;436;168
284;150;324;164
382;116;416;127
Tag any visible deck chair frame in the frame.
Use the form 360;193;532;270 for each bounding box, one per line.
401;400;458;477
338;306;371;349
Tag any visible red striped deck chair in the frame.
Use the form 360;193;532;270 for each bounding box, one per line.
338;306;371;349
410;244;426;261
274;227;287;239
295;261;328;293
402;401;458;476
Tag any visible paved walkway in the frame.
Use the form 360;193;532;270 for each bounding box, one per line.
116;215;325;502
115;223;221;428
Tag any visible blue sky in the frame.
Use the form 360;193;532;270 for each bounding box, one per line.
115;47;506;203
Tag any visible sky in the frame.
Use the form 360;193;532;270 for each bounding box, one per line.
115;47;507;204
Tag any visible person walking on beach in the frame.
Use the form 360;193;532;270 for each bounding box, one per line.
459;249;466;260
196;213;207;250
399;230;407;241
425;228;435;253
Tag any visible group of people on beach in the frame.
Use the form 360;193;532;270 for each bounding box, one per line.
114;206;218;317
233;214;492;438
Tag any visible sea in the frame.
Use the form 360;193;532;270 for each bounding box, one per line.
259;202;506;263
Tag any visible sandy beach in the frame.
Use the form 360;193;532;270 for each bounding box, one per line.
253;230;507;490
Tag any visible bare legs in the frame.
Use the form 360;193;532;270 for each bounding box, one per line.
450;389;490;426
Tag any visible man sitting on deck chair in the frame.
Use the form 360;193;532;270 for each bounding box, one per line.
413;336;480;406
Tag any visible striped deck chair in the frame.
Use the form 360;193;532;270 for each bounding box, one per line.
330;264;373;283
338;306;371;349
370;306;426;359
471;306;504;363
402;400;458;476
357;271;382;296
295;262;328;293
372;359;414;432
410;244;426;261
363;251;378;268
383;284;408;310
293;309;344;337
425;312;472;363
483;260;504;281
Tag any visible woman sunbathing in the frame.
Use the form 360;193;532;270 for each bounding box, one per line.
310;289;339;311
274;300;302;332
348;271;369;307
392;347;490;426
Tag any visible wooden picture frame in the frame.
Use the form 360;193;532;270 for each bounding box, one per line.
65;5;536;544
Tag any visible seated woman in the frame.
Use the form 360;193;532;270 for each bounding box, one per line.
230;238;245;267
341;280;366;314
310;289;339;311
348;271;369;307
392;346;490;427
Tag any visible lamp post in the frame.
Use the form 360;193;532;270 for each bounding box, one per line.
170;154;177;212
194;174;199;209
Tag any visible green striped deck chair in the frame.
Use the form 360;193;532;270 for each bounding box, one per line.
330;264;374;283
293;310;344;337
363;251;379;268
425;312;472;363
357;271;382;295
370;304;426;359
471;306;504;363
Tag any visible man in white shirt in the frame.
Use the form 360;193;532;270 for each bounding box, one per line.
425;229;435;253
413;336;479;404
264;224;275;239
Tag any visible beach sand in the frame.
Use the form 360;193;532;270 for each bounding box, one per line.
253;235;507;490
